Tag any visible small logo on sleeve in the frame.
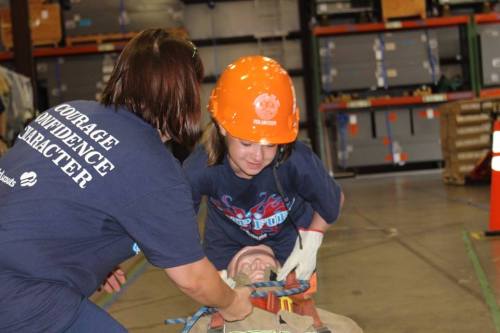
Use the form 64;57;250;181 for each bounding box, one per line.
132;242;141;255
0;168;16;187
20;171;38;187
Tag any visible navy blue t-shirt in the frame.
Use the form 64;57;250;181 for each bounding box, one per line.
0;101;204;332
183;141;342;270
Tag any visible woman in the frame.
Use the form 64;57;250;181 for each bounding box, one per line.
0;29;252;332
183;55;344;283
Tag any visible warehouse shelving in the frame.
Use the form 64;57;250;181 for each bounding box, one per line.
313;15;470;36
320;91;475;111
310;7;483;172
0;41;129;61
313;8;500;173
193;31;302;47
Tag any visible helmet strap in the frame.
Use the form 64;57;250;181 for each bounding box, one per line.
274;145;286;169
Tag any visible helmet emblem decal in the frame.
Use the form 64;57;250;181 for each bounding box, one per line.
253;93;280;121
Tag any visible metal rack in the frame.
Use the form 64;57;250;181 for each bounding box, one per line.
310;12;498;173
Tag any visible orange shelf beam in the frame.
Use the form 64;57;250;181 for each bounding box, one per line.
0;41;129;61
320;91;474;112
475;13;500;24
0;50;13;61
314;15;469;36
34;42;128;57
480;88;500;98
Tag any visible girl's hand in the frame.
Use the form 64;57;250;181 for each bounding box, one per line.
277;229;324;281
100;267;127;293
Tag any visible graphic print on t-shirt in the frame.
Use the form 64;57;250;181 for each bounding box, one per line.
210;192;294;240
15;103;120;189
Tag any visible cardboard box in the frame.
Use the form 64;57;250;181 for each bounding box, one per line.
0;3;61;49
381;0;426;21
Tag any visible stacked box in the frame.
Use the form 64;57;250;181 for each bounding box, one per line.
63;0;121;36
0;3;62;49
36;53;118;106
63;0;183;37
374;109;413;165
333;111;389;168
318;34;378;92
381;0;426;21
319;29;440;92
315;0;373;16
123;0;183;33
380;30;440;88
479;24;500;86
439;99;493;184
401;106;443;163
435;26;461;60
412;106;441;140
333;106;445;169
199;40;301;77
184;0;299;40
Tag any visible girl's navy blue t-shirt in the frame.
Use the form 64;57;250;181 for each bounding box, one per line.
183;141;342;269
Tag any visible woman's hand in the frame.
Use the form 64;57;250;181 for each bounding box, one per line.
217;286;253;322
100;267;127;293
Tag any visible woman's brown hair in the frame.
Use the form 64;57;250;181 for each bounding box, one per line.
101;28;204;147
202;119;294;166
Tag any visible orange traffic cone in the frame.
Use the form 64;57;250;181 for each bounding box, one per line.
486;121;500;236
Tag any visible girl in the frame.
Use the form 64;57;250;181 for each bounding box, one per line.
183;55;344;282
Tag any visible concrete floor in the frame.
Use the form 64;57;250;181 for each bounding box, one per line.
96;170;500;333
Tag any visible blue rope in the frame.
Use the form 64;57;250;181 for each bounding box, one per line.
378;34;388;90
165;307;217;333
336;113;349;169
424;30;438;85
384;111;395;163
250;279;310;297
165;280;310;332
119;0;125;34
326;37;335;93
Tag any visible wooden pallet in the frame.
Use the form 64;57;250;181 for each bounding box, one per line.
65;32;138;47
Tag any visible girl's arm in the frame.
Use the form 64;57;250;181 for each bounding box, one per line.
308;192;345;232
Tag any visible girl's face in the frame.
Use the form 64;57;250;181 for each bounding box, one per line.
221;128;277;179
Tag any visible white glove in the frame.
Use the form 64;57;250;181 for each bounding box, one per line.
219;269;236;289
277;229;324;281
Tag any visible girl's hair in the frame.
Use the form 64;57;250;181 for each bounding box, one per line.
101;28;204;147
201;119;294;166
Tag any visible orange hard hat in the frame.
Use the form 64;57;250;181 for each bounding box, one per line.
209;55;299;144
